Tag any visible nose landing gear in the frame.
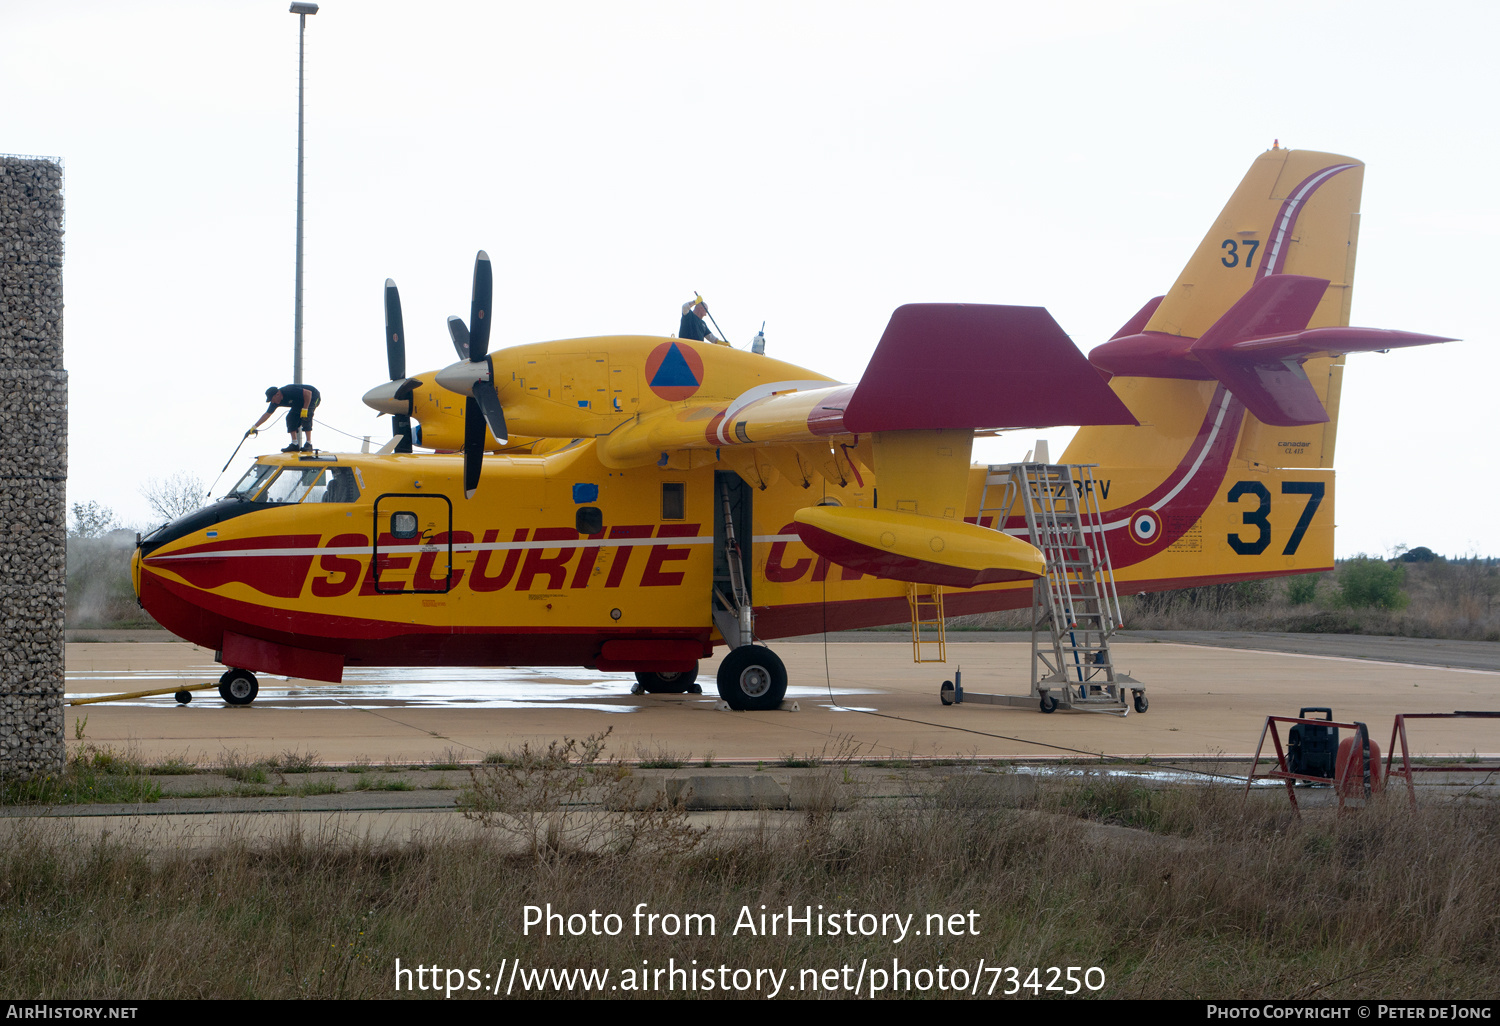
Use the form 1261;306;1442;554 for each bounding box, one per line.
218;668;259;706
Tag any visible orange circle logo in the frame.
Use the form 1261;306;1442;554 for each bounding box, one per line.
645;341;705;401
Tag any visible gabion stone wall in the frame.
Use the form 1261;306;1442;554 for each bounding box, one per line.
0;156;66;779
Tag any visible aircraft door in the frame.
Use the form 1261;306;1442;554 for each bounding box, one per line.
373;493;454;594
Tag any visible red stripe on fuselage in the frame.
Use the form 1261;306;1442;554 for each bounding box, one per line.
143;534;320;599
1003;385;1245;569
139;568;711;669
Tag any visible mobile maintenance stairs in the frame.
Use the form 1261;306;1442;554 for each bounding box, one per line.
938;462;1147;716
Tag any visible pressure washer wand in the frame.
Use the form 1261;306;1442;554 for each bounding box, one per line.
695;291;730;345
205;430;254;497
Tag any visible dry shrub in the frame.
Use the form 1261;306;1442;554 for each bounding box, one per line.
461;727;706;860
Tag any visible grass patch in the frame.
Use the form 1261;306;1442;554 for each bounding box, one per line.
150;757;198;776
288;779;341;798
0;745;162;806
427;748;466;772
353;777;414;792
634;742;689;769
274;750;321;774
3;770;1498;999
218;751;269;784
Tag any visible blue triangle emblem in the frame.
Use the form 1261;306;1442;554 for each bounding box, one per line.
650;343;699;387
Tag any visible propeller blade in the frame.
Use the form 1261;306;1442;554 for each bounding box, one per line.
384;279;405;381
470;250;492;360
392;414;413;454
472;374;508;445
462;397;486;499
448;316;470;361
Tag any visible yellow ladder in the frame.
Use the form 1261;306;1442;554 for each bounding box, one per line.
907;583;947;663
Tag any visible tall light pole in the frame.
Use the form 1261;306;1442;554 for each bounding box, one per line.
290;2;319;384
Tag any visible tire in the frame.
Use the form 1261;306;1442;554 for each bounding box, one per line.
940;680;955;706
218;669;259;707
1039;691;1058;714
1133;690;1149;714
174;690;192;705
715;647;788;711
633;666;699;695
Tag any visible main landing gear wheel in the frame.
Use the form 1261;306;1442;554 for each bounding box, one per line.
1039;692;1058;714
1133;690;1149;714
218;669;259;707
715;647;787;711
633;667;701;695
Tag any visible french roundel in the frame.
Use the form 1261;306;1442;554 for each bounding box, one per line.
645;341;705;401
1129;508;1162;545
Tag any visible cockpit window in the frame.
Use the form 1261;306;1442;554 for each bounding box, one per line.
226;464;276;500
223;464;362;505
259;467;326;504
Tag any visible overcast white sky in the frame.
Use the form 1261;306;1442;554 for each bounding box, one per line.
5;0;1494;556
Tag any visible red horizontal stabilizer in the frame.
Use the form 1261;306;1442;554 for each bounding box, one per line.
842;304;1138;433
1193;274;1329;350
1222;325;1457;360
1189;275;1331;425
1188;275;1455;426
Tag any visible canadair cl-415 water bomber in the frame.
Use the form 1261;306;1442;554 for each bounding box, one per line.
132;147;1451;711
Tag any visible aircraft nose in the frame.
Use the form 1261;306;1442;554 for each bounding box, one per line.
362;379;412;416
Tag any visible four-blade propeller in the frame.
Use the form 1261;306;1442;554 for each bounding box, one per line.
361;251;508;496
360;280;424;453
363;250;510;495
434;251;509;498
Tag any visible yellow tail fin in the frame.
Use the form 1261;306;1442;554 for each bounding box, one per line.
1066;147;1364;475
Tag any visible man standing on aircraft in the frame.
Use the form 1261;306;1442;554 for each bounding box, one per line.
679;296;724;344
248;384;322;453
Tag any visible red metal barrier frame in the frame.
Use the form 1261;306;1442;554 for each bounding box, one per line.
1246;715;1376;813
1385;711;1500;809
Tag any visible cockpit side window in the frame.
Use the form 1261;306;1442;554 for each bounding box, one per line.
226;464;276;501
259;467;326;504
317;467;361;503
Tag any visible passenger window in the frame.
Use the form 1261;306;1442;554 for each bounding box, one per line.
661;482;685;520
